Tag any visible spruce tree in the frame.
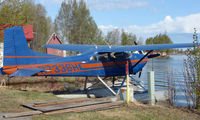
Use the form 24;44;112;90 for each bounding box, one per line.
54;0;103;45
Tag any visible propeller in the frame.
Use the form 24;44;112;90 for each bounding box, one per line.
132;41;160;78
134;41;160;58
133;41;144;78
131;41;160;78
134;41;143;54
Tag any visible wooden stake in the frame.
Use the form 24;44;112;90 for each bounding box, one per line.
126;61;130;105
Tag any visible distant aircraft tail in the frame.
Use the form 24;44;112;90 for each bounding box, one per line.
2;27;59;75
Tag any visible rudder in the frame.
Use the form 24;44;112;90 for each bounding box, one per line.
3;27;58;67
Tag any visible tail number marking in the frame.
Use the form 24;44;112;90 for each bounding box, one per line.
38;63;80;75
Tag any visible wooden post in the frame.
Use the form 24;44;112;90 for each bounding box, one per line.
148;71;155;105
126;61;130;105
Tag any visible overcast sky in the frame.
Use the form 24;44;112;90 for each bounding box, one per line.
35;0;200;43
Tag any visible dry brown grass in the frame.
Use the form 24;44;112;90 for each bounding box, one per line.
0;88;199;120
33;103;200;120
0;76;79;92
0;89;63;112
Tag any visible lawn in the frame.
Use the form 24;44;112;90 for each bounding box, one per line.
0;89;199;120
33;103;200;120
0;89;62;112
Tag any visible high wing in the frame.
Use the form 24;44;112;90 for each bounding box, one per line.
43;44;105;52
43;43;197;52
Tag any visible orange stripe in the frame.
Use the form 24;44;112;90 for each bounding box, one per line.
37;59;148;76
3;61;83;69
4;56;58;58
37;67;105;76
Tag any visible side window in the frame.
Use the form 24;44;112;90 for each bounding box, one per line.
98;54;108;61
114;52;132;59
90;52;132;61
90;56;98;61
90;53;109;62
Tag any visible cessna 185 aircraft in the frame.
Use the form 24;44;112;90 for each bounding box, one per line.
0;27;197;95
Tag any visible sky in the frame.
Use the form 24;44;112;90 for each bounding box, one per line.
35;0;200;43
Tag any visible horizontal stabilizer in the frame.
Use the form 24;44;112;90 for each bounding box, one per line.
0;68;6;75
43;43;198;52
9;67;44;77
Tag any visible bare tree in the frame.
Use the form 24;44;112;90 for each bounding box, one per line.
184;28;200;109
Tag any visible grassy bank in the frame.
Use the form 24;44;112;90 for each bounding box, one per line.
33;103;200;120
0;89;199;120
0;89;62;112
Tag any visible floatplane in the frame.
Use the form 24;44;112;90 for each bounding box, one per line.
0;27;196;96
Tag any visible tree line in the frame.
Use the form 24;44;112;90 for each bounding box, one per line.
54;0;145;46
0;0;172;52
0;0;52;52
146;33;173;53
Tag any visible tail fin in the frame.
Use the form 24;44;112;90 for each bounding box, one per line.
3;27;57;67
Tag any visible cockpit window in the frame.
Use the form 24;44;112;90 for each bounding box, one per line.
90;52;132;61
114;52;132;59
90;56;98;61
98;54;108;61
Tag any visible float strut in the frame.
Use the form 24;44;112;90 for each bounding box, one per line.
97;76;117;96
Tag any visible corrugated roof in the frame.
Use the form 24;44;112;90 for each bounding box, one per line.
0;24;34;40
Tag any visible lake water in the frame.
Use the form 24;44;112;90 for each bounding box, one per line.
139;55;190;106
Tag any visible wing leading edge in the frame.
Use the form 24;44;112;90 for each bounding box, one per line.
43;43;197;52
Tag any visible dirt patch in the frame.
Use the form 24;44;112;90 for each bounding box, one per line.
0;76;79;92
1;76;115;93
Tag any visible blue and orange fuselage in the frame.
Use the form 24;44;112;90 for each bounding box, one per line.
3;52;148;77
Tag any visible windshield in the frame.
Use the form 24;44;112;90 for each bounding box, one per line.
90;52;132;62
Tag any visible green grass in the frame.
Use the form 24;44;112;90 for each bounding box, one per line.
0;89;62;112
0;89;199;120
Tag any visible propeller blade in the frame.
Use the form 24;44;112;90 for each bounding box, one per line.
134;41;138;45
134;41;143;54
139;70;142;78
148;53;160;58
